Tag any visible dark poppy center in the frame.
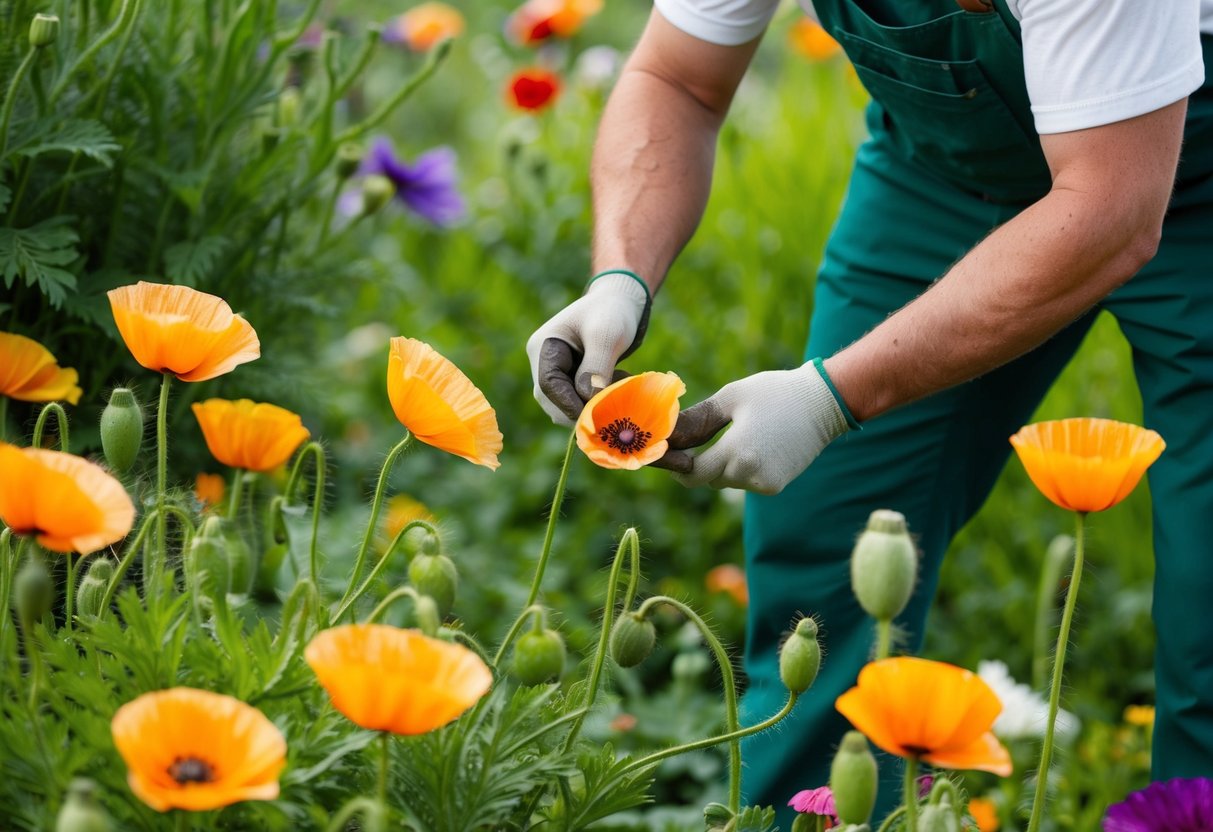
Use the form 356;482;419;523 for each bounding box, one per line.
169;756;216;785
903;745;929;757
599;418;652;454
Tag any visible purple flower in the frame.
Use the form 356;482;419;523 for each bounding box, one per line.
360;137;466;226
1105;778;1213;831
789;786;838;820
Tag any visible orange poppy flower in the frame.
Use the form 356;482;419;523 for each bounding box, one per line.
386;337;502;469
576;372;685;470
304;624;492;735
195;472;226;508
788;18;842;62
108;282;260;382
191;399;310;473
111;687;286;812
506;68;562;111
968;797;1000;832
1009;418;1165;513
393;2;465;51
381;494;434;543
705;563;749;606
835;657;1013;776
0;443;134;554
0;332;82;404
507;0;602;44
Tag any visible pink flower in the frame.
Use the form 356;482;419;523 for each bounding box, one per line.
789;786;838;821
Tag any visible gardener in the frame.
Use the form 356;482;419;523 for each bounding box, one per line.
527;0;1213;819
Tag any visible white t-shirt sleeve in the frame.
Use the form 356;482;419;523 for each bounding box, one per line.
1012;0;1205;134
653;0;781;46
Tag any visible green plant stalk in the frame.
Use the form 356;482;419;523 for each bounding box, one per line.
0;46;37;162
1027;512;1086;832
315;177;343;253
904;756;919;832
378;732;390;805
285;442;327;586
364;586;423;625
150;373;172;597
636;594;742;813
324;797;381;832
31;402;69;451
492;603;546;667
89;0;144;114
49;0;136;105
0;529;13;646
332;37;452;148
100;509;158;614
524;429;577;610
174;809;188;832
1032;536;1073;690
875;806;907;832
64;553;76;634
227;470;243;518
875;618;892;661
333;518;437;623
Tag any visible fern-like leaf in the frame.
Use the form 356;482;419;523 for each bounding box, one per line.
164;235;231;286
11;119;121;166
0;217;80;306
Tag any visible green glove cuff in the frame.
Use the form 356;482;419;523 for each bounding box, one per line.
587;269;651;305
812;357;862;430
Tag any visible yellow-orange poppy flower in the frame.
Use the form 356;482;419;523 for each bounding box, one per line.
305;624;492;735
1009;418;1165;513
705;563;749;606
111;687;286;812
788;18;842;62
0;443;134;554
393;2;464;51
968;797;1000;832
195;472;226;508
835;657;1013;776
0;332;82;404
191;399;310;473
508;0;603;44
386;337;502;470
576;372;685;470
381;494;434;549
108;282;260;382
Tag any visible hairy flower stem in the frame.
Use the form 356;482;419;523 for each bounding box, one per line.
100;509;158;613
1032;535;1074;690
335;434;413;612
149;373;172;598
227;470;243;518
875;618;892;661
378;733;390;805
636;595;742;813
904;757;919;832
286;442;328;586
64;554;76;634
493;604;546;667
1027;512;1086;832
875;806;907;832
523;429;577;610
32;402;69;451
0;47;37;162
364;586;423;625
0;529;12;644
333;518;437;623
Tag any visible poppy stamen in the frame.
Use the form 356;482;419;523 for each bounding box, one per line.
169;756;216;785
599;418;651;454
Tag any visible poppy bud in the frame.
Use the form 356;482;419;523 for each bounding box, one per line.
336;142;363;179
186;516;231;604
850;509;917;622
829;731;878;825
610;612;656;668
75;558;115;620
511;626;566;685
99;388;143;474
14;555;53;628
919;793;960;832
413;594;441;636
360;175;395;216
276;87;301;128
779;618;822;694
55;779;111;832
30;13;60;48
703;802;732;829
408;553;457;618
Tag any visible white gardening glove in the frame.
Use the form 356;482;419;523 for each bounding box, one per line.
526;272;651;425
668;359;857;494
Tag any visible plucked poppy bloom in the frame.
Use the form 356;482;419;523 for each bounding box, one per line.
108;282;260;382
0;332;82;404
304;624;492;735
386;2;464;51
576;372;685;470
789;785;838;825
705;563;749;606
835;657;1013;776
111;687;286;812
0;444;134;554
1104;778;1213;831
1009;418;1164;513
788;18;842;61
507;0;603;44
351;138;465;226
386;337;502;469
191;399;310;473
507;68;562;111
195;472;225;508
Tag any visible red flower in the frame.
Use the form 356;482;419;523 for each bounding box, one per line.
507;68;562;111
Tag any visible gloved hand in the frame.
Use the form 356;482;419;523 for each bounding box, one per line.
526;272;651;425
666;358;857;494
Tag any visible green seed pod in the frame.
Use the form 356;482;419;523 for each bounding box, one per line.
703;802;733;830
336;142;363;179
99;388;143;474
14;556;53;628
919;795;960;832
186;516;231;604
30;13;60;48
408;553;458;618
610;612;656;668
829;731;878;825
511;627;567;685
779;618;822;695
75;558;115;620
55;779;111;832
413;594;441;637
850;509;917;622
276;87;302;128
360;175;395;216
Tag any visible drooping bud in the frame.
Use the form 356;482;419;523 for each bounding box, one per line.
511;625;567;685
408;553;458;618
850;509;917;622
359;175;395;216
186;516;232;605
829;731;878;825
336;142;363;179
30;14;60;48
610;611;656;668
14;555;53;628
276;87;301;128
779;618;822;694
703;802;733;830
75;558;115;620
413;594;441;637
55;779;112;832
99;388;143;473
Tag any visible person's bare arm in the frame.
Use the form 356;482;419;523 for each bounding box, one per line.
823;100;1187;421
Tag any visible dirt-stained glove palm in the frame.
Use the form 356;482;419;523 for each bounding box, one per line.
526;274;650;425
668;359;854;495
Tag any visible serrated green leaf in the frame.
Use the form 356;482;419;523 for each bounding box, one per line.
0;218;80;307
11;119;121;166
164;234;231;285
732;806;778;832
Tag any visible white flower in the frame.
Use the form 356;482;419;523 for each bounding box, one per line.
978;660;1081;741
574;45;620;90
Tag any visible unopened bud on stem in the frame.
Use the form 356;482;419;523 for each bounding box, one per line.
408;553;457;618
851;509;917;622
779;617;821;694
610;611;656;668
30;14;60;48
55;778;111;832
830;731;878;825
76;559;115;619
100;388;143;473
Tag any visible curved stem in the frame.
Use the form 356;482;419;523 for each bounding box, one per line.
875;806;907;832
1027;512;1086;832
364;586;422;625
332;517;436;623
336;434;412;611
0;48;37;161
100;509;158;613
523;429;577;609
904;756;919;832
31;402;69;451
49;0;136;105
635;594;742;812
89;0;144;114
492;604;546;667
447;629;494;668
875;618;892;661
333;38;451;147
324;797;382;832
285;441;327;585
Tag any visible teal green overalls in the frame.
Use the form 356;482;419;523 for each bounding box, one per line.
740;0;1213;822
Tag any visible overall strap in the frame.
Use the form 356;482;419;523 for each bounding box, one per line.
986;0;1022;42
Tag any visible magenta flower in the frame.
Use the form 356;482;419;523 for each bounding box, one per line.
789;786;838;821
357;137;466;226
1105;778;1213;831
